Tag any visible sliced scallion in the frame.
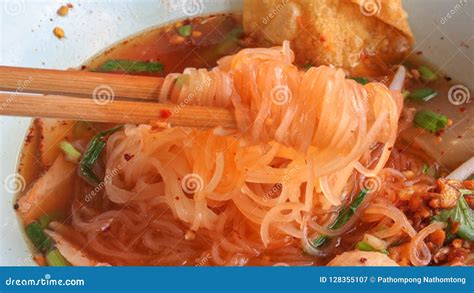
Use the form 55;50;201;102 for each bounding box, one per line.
59;141;81;163
45;248;71;266
38;214;56;229
215;27;243;55
422;164;430;174
356;241;389;254
80;125;123;185
414;110;449;132
25;222;53;253
73;121;92;138
408;88;437;102
312;190;368;247
178;25;192;37
418;65;438;82
402;90;410;99
351;77;369;85
355;241;376;251
99;60;164;74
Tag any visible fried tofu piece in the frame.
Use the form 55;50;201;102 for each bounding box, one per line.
243;0;414;75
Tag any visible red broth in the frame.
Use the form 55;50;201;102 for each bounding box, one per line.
85;14;246;76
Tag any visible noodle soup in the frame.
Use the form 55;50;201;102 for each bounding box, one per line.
15;13;473;267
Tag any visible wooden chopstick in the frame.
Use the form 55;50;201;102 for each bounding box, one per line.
0;93;237;129
0;66;163;100
0;66;238;129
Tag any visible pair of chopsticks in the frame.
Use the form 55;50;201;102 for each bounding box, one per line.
0;66;236;129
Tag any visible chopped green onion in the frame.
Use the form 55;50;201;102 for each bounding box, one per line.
200;27;243;62
178;25;192;37
351;77;369;85
99;59;164;74
38;214;57;229
73;121;92;138
175;75;190;88
59;141;81;163
356;241;376;251
304;63;313;72
414;110;449;132
418;65;438;82
25;222;53;253
408;88;438;102
402;90;410;99
45;248;71;266
80;125;123;185
356;241;389;254
216;27;243;56
312;190;368;247
422;164;430;174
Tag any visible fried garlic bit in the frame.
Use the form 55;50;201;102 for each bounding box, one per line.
53;27;65;39
57;5;69;16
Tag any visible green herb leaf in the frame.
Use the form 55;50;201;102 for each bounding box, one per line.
350;77;369;85
304;63;313;72
422;164;430;174
355;241;389;254
312;190;368;247
79;125;123;185
432;190;474;241
38;214;58;229
418;65;438;82
45;248;71;266
216;27;243;55
356;241;376;252
408;88;438;102
178;24;192;37
414;110;449;132
402;90;411;99
99;59;164;73
59;141;81;163
73;121;93;138
25;222;53;253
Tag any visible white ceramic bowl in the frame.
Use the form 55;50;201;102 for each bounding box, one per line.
0;0;472;266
